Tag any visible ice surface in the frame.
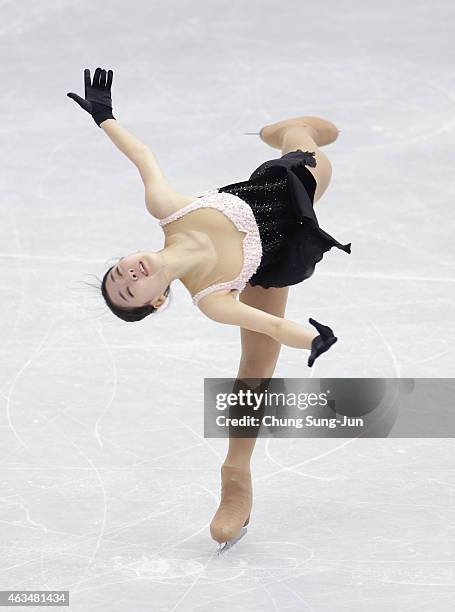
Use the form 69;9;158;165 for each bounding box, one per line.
0;0;454;610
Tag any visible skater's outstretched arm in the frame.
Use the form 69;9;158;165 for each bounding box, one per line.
198;292;318;350
67;67;179;218
100;119;151;166
100;120;170;188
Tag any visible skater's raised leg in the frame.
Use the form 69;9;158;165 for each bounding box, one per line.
259;116;336;204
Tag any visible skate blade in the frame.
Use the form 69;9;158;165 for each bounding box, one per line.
216;526;248;556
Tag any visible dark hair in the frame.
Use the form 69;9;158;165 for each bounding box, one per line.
100;265;172;322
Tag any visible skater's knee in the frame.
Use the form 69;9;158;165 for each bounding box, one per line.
239;336;281;378
238;355;279;379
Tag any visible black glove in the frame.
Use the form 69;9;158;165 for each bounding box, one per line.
67;67;116;128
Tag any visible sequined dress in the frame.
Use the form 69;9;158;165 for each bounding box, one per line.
159;149;352;305
218;148;351;288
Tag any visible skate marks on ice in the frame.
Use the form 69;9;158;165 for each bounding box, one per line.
110;540;307;574
215;539;313;573
111;554;206;579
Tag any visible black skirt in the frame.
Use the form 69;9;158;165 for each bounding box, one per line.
217;148;352;289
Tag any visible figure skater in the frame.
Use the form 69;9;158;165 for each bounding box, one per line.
67;67;351;553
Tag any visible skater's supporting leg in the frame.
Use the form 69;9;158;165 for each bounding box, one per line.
223;285;290;470
210;285;290;546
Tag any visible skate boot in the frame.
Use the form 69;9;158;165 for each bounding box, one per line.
210;465;252;554
245;115;340;148
307;317;338;367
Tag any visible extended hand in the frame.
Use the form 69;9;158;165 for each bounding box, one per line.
67;67;116;127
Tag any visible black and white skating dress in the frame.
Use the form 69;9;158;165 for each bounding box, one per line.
158;149;352;306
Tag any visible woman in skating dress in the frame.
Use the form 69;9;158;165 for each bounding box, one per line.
67;68;351;552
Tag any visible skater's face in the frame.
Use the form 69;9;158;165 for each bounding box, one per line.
105;250;169;309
